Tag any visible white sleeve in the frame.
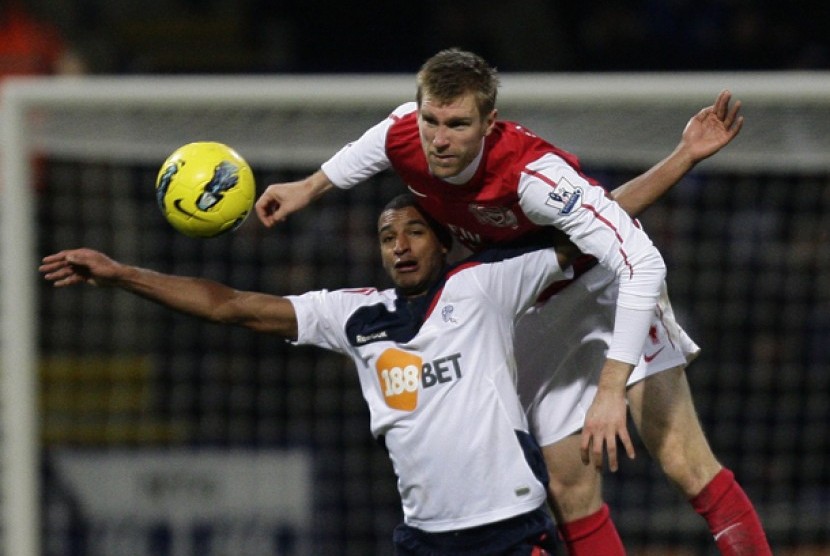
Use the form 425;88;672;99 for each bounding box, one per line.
286;290;350;353
472;248;570;318
320;102;416;189
517;153;666;364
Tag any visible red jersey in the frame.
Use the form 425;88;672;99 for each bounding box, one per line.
385;108;602;251
321;101;665;365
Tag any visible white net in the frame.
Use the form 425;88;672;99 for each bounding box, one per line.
2;73;830;555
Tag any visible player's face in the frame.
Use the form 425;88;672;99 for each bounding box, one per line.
378;206;448;296
418;92;497;180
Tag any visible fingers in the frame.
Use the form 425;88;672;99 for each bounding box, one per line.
731;112;745;137
580;429;612;470
603;435;618;471
40;264;81;287
579;428;636;472
713;89;731;119
726;99;744;132
714;90;744;135
39;250;90;287
619;427;636;463
580;432;616;471
40;252;66;264
39;252;71;274
254;196;287;228
254;198;276;227
580;429;591;465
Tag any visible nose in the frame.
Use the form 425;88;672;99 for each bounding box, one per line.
394;235;410;254
432;126;450;148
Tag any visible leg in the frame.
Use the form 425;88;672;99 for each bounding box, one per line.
628;366;772;555
542;435;625;556
515;266;629;555
543;434;603;521
627;366;720;497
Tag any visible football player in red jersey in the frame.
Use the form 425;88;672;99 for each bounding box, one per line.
255;49;770;556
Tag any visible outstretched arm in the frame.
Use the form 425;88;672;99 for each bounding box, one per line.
255;169;334;228
575;91;742;471
612;89;744;218
39;249;299;339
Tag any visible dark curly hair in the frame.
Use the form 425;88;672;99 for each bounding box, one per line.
380;193;453;250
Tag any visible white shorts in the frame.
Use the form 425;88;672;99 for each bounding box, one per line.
515;264;700;447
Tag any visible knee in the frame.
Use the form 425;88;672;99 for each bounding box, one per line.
654;439;722;498
545;459;604;521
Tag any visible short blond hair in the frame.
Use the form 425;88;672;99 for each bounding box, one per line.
416;48;500;118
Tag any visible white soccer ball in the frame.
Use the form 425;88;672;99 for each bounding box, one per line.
155;142;255;238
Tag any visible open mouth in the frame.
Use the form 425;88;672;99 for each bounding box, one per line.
395;260;418;272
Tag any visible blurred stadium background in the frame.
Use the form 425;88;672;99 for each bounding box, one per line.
2;1;829;555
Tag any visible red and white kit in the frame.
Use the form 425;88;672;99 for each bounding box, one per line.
321;102;698;444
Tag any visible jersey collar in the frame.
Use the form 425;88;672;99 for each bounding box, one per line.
440;140;485;185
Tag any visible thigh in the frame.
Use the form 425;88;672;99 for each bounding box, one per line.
541;434;604;522
627;366;720;496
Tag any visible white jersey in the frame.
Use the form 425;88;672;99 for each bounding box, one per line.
288;245;568;532
321;102;666;365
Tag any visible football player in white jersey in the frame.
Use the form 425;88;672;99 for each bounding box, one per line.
41;194;574;555
253;49;771;555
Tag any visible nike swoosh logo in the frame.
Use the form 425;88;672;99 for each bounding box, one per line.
714;522;742;541
173;199;212;221
407;185;428;198
643;347;665;363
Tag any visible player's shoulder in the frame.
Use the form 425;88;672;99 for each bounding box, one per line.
493;120;585;170
294;287;391;308
389;102;418;120
332;287;394;303
447;244;560;281
489;121;561;163
386;104;421;154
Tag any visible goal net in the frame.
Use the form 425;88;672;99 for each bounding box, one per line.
2;73;829;556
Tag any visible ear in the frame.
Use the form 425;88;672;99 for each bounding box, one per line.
483;109;498;136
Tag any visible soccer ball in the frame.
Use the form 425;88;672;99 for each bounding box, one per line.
155;142;256;238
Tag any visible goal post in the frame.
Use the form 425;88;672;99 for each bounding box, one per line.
2;72;829;555
1;81;40;556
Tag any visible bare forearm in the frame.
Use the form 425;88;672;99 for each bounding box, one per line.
117;265;244;323
613;90;744;218
115;266;296;338
611;146;695;218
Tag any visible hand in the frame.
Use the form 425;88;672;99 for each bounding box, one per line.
39;249;123;288
255;171;333;228
679;89;744;165
580;360;636;472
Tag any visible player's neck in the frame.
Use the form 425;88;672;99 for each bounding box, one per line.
439;141;485;185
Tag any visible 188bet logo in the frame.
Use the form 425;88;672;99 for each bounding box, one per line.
375;349;462;411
